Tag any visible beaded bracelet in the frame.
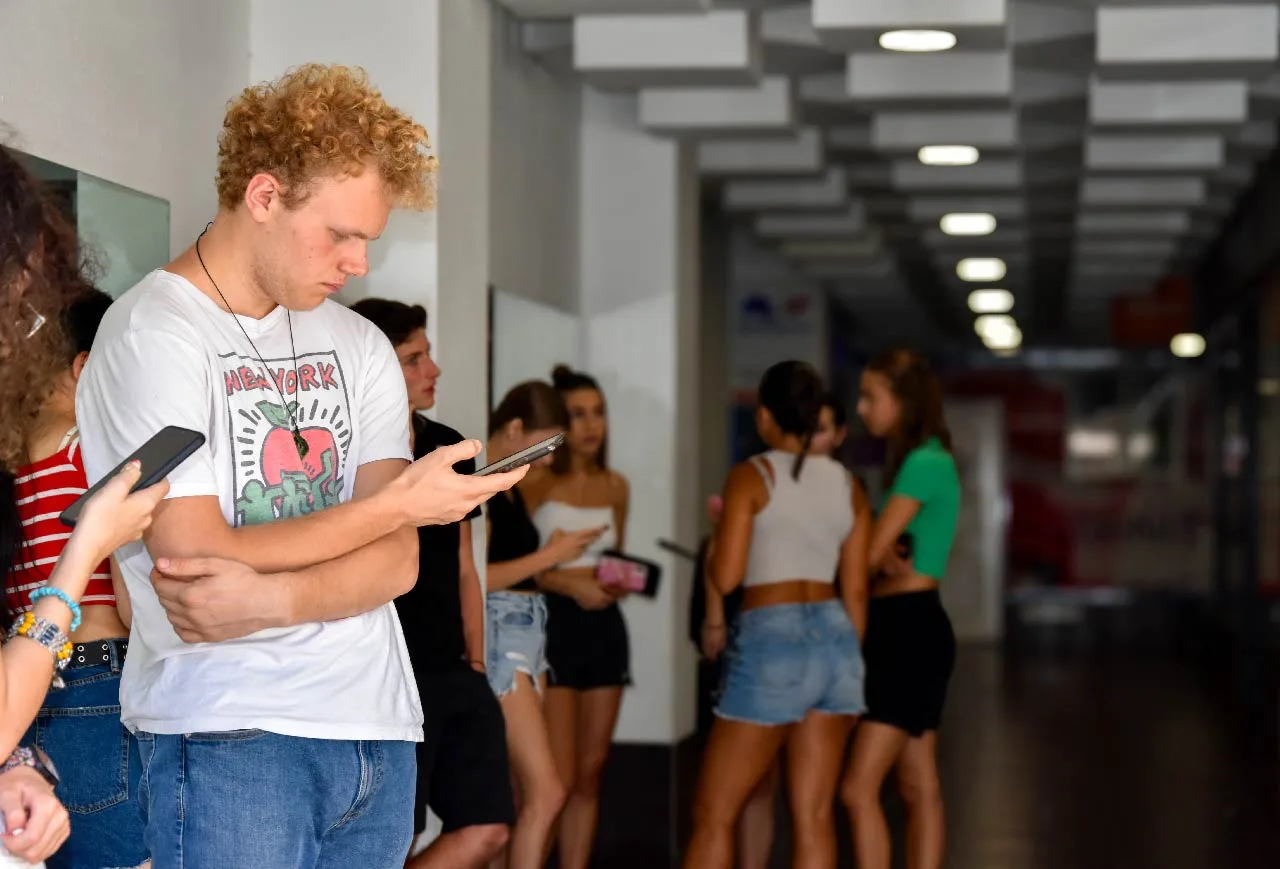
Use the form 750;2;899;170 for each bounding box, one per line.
29;586;81;632
7;613;73;689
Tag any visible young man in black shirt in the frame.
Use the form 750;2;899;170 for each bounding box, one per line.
351;299;514;868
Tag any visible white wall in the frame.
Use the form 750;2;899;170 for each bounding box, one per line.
492;290;582;404
579;87;699;744
0;0;250;253
489;10;581;312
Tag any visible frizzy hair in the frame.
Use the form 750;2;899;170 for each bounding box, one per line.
864;347;952;483
217;64;437;211
757;361;825;480
549;365;607;474
0;144;94;470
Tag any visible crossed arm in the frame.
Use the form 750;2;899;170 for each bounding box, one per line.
147;458;418;637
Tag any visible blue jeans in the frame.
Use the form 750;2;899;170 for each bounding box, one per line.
24;642;146;869
136;730;415;869
485;592;549;696
715;600;866;726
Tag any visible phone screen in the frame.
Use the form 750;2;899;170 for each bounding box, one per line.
473;432;565;477
60;426;206;527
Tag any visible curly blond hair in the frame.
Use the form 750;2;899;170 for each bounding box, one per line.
216;64;437;211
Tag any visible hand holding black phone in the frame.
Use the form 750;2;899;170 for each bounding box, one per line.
473;432;564;477
60;426;205;527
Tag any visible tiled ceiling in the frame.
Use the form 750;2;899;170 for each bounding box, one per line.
502;0;1280;348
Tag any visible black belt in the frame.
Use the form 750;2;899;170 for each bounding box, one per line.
68;638;127;670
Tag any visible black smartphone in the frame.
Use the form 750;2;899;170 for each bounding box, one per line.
473;432;565;477
895;533;914;561
59;426;206;527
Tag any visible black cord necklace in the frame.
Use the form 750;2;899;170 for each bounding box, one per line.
195;222;310;460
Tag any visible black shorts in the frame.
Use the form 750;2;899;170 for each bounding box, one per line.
862;589;956;737
545;594;632;690
415;664;516;834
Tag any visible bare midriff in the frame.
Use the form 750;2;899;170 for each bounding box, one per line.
741;580;836;612
72;605;128;643
871;572;939;599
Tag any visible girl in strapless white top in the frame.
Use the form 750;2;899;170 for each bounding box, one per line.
523;365;630;869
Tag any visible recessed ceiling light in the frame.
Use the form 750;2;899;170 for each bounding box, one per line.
957;257;1006;282
919;145;979;166
879;30;957;52
968;289;1014;314
984;323;1023;351
1170;333;1205;358
975;314;1016;340
941;213;996;236
975;314;1022;351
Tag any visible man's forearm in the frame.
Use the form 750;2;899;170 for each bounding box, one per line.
148;466;409;575
272;526;418;626
229;493;404;573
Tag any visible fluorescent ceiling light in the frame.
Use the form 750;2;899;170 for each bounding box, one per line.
975;314;1021;350
985;324;1023;351
919;145;979;166
974;314;1015;339
957;257;1006;282
1170;333;1205;358
967;289;1014;314
879;30;957;52
1068;428;1121;460
941;213;996;236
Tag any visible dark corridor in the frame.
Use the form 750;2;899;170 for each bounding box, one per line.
593;644;1280;869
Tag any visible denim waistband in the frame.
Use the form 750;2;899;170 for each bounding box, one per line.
734;599;853;643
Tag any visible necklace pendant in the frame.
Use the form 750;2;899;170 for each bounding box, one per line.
292;428;310;459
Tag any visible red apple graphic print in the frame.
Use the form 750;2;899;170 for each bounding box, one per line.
234;398;350;526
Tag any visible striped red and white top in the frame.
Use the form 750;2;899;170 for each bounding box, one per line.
6;428;115;618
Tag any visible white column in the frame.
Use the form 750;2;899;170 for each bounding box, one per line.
578;87;700;744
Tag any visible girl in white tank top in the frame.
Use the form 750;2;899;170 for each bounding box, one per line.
684;362;871;869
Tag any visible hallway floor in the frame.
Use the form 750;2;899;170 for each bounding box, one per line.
590;646;1280;868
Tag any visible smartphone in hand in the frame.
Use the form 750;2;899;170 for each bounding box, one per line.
60;426;205;527
474;433;565;477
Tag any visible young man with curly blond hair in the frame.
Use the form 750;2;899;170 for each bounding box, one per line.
75;64;526;867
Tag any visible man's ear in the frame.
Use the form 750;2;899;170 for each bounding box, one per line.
71;350;90;383
505;418;524;441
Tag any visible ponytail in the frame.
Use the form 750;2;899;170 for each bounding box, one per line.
791;405;820;481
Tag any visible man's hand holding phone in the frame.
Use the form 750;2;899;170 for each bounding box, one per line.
383;440;528;527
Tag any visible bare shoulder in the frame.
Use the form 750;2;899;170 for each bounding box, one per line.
727;459;769;498
607;470;630;505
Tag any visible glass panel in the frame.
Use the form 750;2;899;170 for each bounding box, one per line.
12;149;170;298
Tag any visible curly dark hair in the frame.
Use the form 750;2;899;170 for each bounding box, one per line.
0;145;95;469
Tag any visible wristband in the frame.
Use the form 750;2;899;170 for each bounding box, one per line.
6;613;73;689
0;746;59;788
29;586;82;632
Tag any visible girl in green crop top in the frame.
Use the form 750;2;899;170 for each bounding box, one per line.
841;348;960;869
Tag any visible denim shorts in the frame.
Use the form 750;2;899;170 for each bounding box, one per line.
23;640;146;869
715;599;867;726
137;730;415;868
485;591;549;697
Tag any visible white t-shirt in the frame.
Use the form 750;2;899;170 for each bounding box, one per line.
76;269;423;742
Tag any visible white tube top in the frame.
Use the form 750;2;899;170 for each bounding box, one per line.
531;501;618;569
